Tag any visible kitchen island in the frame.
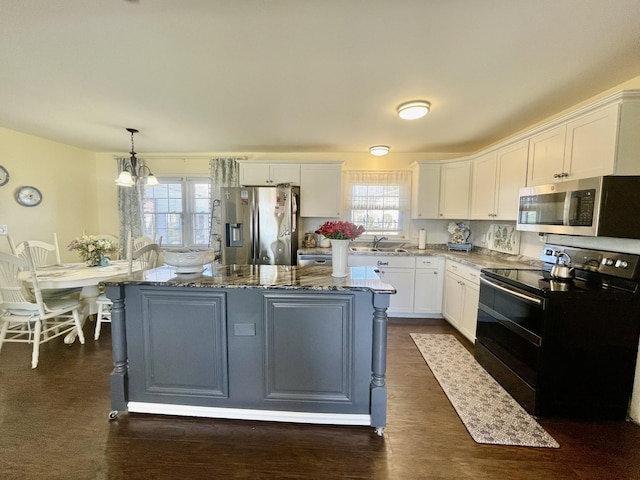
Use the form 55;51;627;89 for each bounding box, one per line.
103;264;395;435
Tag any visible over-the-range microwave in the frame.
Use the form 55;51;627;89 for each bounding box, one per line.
517;176;640;238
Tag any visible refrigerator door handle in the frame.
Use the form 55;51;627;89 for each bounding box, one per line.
251;191;259;264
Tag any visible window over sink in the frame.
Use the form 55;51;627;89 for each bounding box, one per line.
343;171;411;238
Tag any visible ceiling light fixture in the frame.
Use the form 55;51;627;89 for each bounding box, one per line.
396;100;431;120
369;145;390;156
115;128;159;187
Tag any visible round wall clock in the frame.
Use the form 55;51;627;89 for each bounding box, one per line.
15;185;43;207
0;165;8;186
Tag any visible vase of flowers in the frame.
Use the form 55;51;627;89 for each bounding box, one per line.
316;221;365;277
68;235;118;267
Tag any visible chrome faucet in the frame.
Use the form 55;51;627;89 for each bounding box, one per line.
372;235;388;249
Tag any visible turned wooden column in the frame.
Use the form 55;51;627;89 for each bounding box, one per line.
106;284;128;413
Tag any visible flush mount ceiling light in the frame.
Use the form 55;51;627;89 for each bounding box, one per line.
396;100;431;120
115;128;159;187
369;145;390;156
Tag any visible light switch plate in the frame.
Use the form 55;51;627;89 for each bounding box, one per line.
0;225;7;235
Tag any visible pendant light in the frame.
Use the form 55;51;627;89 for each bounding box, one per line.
115;128;159;187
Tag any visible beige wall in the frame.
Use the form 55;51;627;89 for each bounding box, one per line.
0;128;99;261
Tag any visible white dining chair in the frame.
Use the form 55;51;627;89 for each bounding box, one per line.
94;243;160;340
125;231;163;259
0;245;85;369
8;233;62;267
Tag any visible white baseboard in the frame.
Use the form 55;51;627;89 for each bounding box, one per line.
127;402;372;426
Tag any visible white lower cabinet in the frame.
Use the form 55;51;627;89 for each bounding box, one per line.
442;260;480;343
348;255;416;314
414;257;444;316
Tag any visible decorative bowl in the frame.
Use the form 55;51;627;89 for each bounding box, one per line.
163;248;218;273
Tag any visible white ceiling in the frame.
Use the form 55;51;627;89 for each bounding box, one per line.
1;0;639;155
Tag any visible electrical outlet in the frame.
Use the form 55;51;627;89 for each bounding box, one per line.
0;225;7;235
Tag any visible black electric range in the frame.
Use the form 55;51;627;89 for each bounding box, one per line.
475;244;640;420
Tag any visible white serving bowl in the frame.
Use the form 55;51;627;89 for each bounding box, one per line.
163;248;218;273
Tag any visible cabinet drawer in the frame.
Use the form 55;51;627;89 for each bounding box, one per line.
348;255;416;268
415;256;444;269
445;260;480;285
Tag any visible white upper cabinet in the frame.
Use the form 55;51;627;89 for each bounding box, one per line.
470;151;498;220
527;124;567;185
411;163;441;219
299;163;342;217
239;162;301;186
471;140;528;220
563;104;619;180
527;98;640;186
439;160;471;219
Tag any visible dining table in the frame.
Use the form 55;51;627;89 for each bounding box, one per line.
20;260;140;344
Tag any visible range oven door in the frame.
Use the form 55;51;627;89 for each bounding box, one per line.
475;275;546;414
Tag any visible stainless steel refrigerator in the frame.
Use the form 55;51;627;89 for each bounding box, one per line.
221;185;299;265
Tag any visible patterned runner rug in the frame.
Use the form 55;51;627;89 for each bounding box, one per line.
410;333;559;448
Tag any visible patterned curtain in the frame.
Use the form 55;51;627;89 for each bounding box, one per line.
209;157;241;254
117;157;144;255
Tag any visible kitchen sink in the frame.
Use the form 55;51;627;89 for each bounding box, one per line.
350;246;380;252
349;246;409;253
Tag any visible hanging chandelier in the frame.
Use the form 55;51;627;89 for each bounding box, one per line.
115;128;159;187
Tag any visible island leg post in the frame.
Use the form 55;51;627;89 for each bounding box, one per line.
371;293;390;436
106;285;128;419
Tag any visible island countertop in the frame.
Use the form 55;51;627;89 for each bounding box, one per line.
103;264;396;294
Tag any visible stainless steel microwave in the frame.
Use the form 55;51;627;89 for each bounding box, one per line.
517;176;640;238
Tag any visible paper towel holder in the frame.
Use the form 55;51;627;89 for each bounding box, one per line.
418;229;427;250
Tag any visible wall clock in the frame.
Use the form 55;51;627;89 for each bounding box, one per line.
15;185;43;207
0;165;8;186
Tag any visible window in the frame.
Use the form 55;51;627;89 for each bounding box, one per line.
143;177;211;247
343;171;411;238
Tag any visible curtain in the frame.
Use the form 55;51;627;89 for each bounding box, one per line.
117;157;144;255
342;170;412;238
209;157;241;254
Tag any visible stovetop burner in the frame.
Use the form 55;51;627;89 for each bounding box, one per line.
481;268;605;294
482;243;640;295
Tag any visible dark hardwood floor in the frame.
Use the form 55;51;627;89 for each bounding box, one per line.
1;318;640;479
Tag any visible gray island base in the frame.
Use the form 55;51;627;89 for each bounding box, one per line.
104;264;395;436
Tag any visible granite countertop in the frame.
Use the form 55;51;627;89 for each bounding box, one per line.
103;264;396;294
298;244;542;270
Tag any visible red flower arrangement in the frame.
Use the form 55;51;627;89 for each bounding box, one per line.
316;221;365;240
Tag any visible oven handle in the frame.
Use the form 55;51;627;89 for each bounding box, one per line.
480;276;543;306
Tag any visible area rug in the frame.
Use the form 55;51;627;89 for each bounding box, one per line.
410;333;559;448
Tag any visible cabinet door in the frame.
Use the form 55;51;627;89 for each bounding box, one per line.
411;163;441;219
442;271;463;328
564;104;618;180
300;164;342;217
470;151;498;219
240;163;272;186
527;125;567;186
494;140;529;220
414;268;442;314
378;268;415;314
127;289;229;401
439;160;471;218
271;164;301;185
459;281;479;343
